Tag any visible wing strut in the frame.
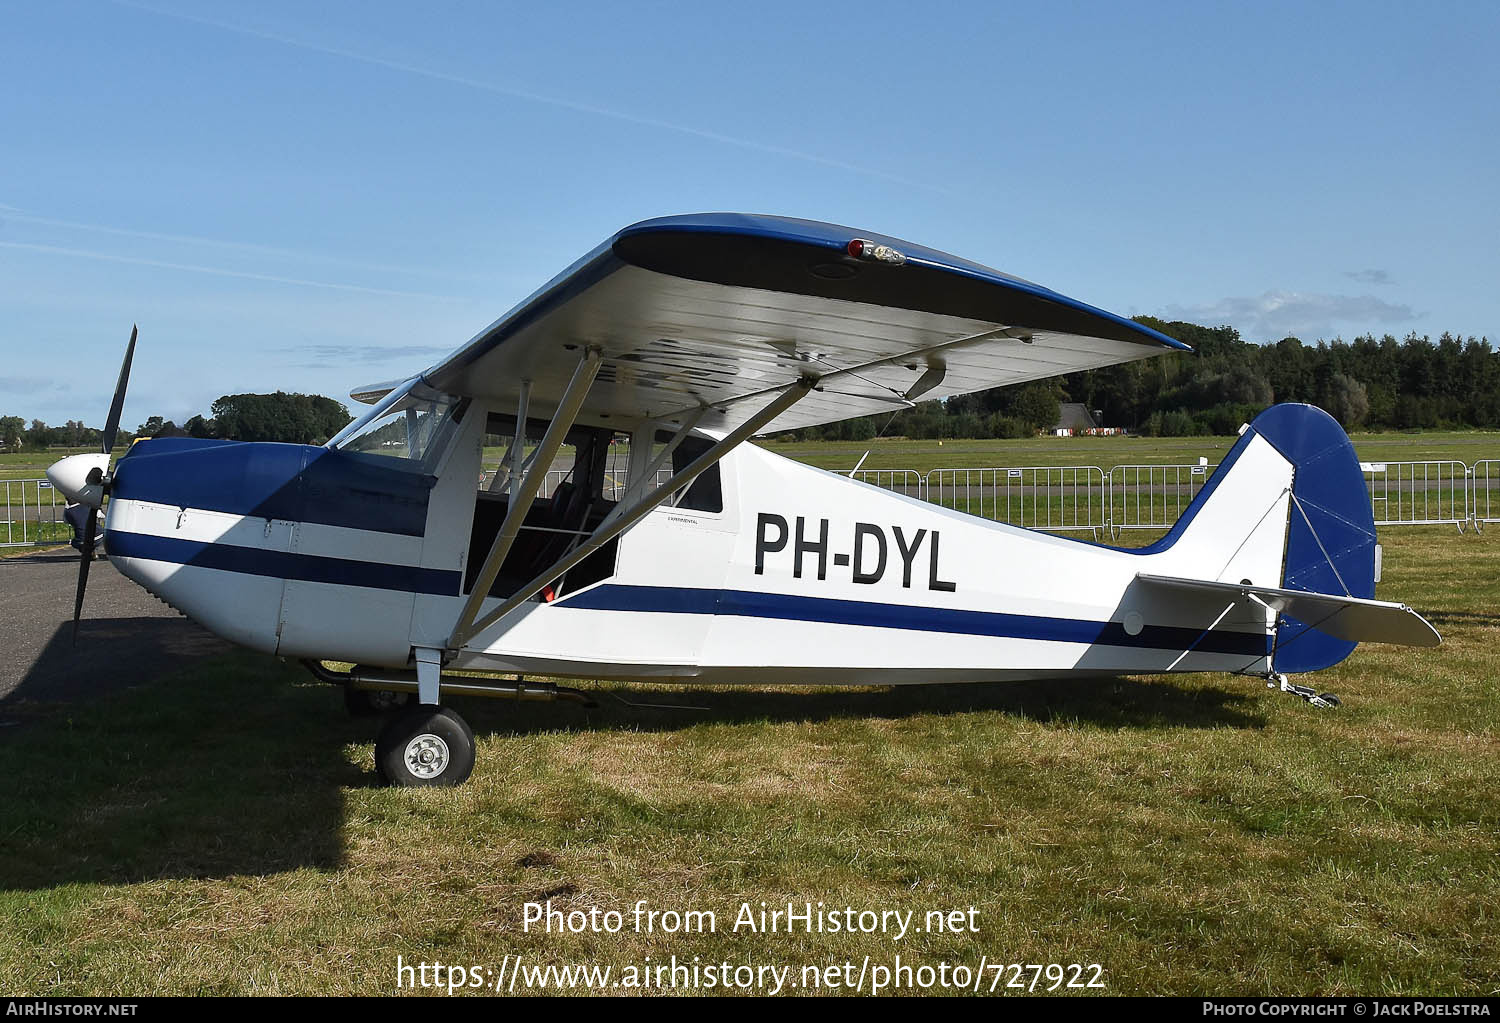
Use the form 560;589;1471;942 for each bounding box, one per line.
450;349;602;647
449;374;816;650
488;378;531;494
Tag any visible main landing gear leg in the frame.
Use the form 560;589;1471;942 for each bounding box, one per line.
1267;673;1341;709
374;648;476;787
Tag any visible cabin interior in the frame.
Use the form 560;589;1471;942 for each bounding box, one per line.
465;412;722;601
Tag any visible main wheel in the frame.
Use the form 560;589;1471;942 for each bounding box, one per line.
375;706;475;787
344;684;411;717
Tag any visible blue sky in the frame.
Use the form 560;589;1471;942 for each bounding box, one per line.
3;0;1496;427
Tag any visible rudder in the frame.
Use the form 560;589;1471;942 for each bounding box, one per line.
1249;404;1377;672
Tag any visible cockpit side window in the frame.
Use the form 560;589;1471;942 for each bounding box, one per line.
669;435;723;513
328;381;461;473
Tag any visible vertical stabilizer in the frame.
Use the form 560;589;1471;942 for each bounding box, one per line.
1251;404;1378;672
1126;403;1378;673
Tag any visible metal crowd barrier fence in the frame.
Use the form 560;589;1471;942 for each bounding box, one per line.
1106;463;1217;537
847;468;926;500
924;466;1108;536
492;468;672;500
1362;460;1470;531
539;468;572;499
1467;460;1497;531
868;460;1493;535
1;478;69;548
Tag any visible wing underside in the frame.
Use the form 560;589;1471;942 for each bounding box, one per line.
361;214;1188;433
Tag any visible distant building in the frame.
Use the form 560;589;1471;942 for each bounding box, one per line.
1052;403;1125;437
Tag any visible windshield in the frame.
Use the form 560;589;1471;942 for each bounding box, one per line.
328;378;460;468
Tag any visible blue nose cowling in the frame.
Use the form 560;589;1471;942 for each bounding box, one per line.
110;438;435;537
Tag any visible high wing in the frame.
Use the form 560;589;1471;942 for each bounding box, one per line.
354;214;1188;433
1135;574;1442;648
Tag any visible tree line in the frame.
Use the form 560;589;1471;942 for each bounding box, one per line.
773;320;1499;441
7;321;1497;451
0;417;105;451
1;392;352;451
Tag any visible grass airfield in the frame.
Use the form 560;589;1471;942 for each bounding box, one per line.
0;435;1496;996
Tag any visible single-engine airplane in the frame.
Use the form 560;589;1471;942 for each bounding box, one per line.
47;214;1440;786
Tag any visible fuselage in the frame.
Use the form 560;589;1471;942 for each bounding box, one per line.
99;408;1293;686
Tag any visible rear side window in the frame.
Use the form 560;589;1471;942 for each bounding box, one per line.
670;435;723;513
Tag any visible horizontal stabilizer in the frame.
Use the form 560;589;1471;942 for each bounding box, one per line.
1136;574;1441;648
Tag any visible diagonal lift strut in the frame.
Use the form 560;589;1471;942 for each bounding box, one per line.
448;373;815;650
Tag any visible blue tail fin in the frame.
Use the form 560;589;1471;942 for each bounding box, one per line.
1246;404;1377;672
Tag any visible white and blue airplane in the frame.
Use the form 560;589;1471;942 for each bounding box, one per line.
46;214;1439;786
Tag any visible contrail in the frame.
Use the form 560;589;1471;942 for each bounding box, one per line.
0;240;466;299
0;207;498;282
108;0;934;190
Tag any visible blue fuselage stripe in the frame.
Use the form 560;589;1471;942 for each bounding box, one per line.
107;534;1269;657
560;584;1271;656
107;530;461;596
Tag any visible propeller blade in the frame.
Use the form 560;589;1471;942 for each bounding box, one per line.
71;507;98;646
101;325;137;455
74;327;131;644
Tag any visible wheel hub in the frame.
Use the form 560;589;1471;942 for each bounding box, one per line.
404;733;451;778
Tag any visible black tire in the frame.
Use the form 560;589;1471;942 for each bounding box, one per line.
344;684;412;717
375;706;475;787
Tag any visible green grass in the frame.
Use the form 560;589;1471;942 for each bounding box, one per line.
0;536;69;558
0;447;98;481
0;543;68;559
0;528;1495;996
2;432;1496;993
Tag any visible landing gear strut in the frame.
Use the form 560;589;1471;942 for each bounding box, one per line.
1268;673;1341;709
302;659;594;788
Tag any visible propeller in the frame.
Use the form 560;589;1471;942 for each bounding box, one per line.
72;508;96;644
58;325;136;644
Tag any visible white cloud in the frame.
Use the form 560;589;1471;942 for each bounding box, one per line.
0;207;500;285
111;0;933;191
0;241;464;300
0;376;68;394
274;344;455;369
1163;290;1416;342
